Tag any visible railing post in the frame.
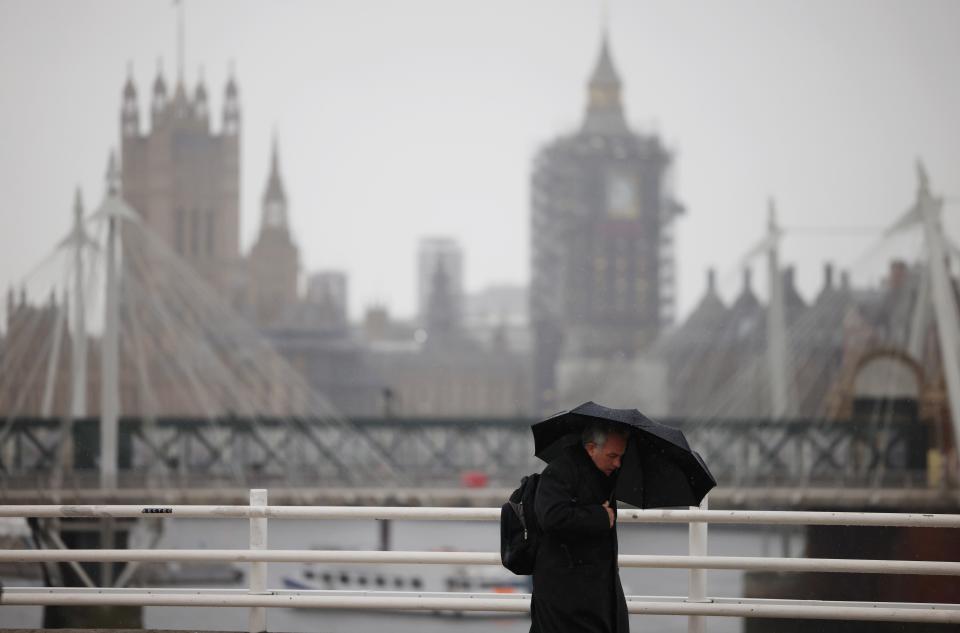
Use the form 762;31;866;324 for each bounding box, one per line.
249;489;268;633
687;495;709;633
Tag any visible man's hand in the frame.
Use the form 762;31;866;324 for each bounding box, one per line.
602;501;615;528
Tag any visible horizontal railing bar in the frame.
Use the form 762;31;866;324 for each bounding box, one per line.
0;586;529;600
4;549;960;576
4;505;960;528
702;595;960;610
0;505;498;520
8;586;960;611
618;555;960;575
4;589;960;622
619;509;960;528
0;549;499;564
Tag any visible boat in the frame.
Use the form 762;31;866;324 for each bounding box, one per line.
280;548;531;617
137;560;245;586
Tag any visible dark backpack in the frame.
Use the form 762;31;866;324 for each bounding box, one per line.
500;473;541;575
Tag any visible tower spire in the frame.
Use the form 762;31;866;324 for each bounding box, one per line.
270;129;280;182
582;29;628;135
223;61;240;135
260;131;288;233
122;61;139;137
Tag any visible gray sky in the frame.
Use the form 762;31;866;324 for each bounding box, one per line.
1;0;959;320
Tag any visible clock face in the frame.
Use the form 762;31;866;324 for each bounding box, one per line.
606;173;638;219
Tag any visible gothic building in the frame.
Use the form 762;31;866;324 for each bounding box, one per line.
120;65;242;301
530;34;684;413
118;66;308;331
112;65;389;415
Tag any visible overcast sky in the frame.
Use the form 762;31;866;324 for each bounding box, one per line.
1;0;959;321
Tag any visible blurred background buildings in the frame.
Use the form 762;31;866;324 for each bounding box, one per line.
2;3;959;436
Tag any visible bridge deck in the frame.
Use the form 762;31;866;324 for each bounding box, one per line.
3;485;959;511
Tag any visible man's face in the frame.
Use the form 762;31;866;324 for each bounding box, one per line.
585;433;627;477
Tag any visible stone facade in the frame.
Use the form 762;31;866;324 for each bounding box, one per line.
120;68;242;302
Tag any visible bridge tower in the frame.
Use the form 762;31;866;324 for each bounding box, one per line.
910;163;960;458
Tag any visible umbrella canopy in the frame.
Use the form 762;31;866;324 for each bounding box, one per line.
532;401;716;509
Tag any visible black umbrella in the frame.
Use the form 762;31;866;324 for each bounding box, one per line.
532;401;716;509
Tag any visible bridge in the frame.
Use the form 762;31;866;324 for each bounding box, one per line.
1;414;953;511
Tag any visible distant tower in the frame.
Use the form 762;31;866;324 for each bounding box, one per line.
425;260;458;339
119;62;241;298
417;237;463;332
530;33;684;413
307;271;349;328
247;136;300;327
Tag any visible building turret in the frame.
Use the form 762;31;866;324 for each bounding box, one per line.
151;61;168;126
582;32;628;135
223;70;240;136
726;267;765;343
694;268;726;318
121;64;139;138
782;266;807;317
193;71;208;126
732;268;761;311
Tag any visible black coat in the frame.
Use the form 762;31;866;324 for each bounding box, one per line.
530;444;629;633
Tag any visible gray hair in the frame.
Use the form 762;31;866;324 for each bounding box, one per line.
581;422;629;449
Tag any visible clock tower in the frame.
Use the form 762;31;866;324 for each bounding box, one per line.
530;33;684;413
247;136;300;328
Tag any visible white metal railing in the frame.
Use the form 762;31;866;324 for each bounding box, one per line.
3;490;960;633
7;504;960;526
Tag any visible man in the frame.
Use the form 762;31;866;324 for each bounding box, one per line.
531;422;630;633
